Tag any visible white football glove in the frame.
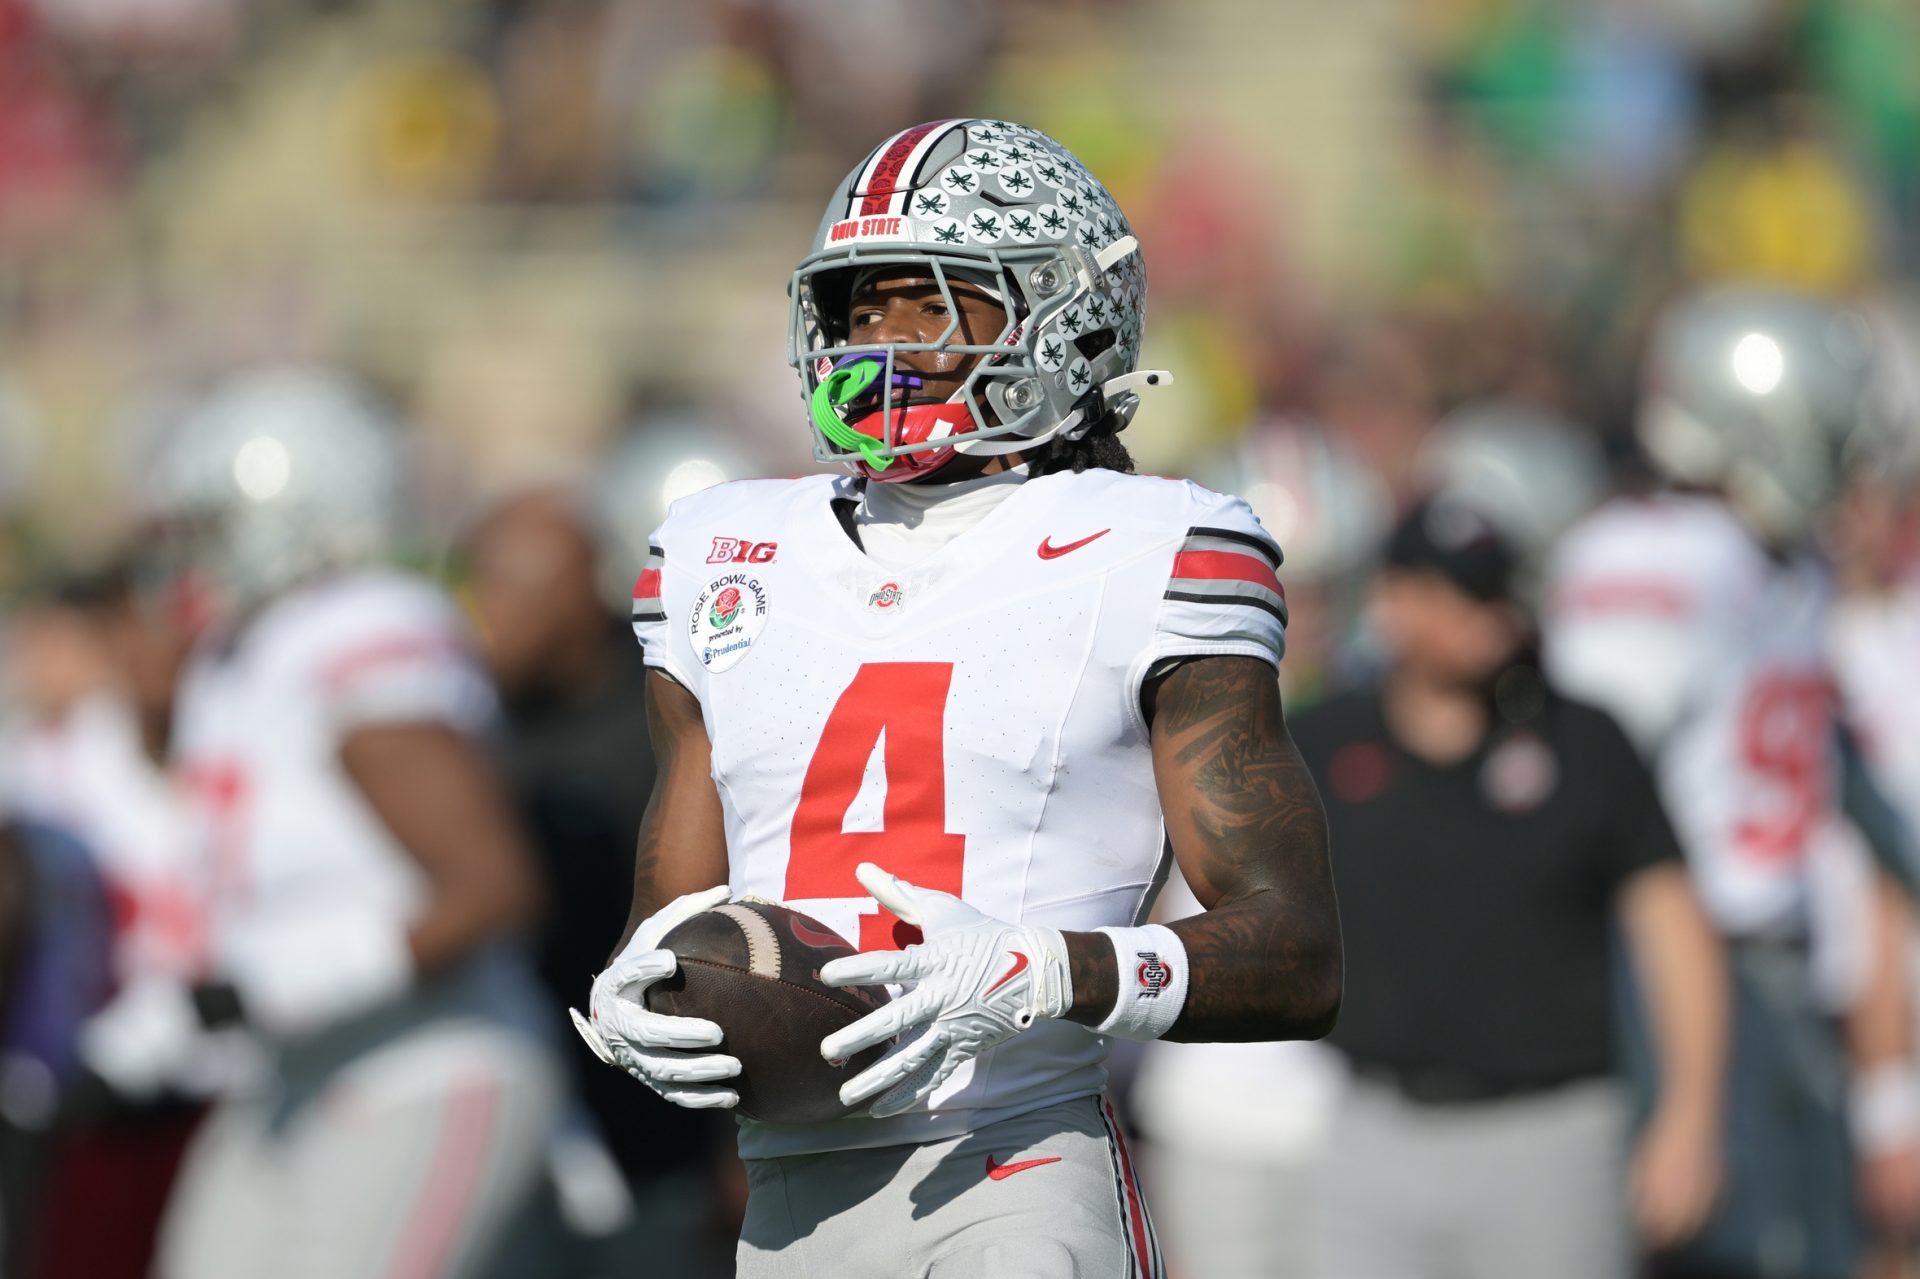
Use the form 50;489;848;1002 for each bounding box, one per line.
819;863;1072;1118
79;978;203;1101
568;885;741;1110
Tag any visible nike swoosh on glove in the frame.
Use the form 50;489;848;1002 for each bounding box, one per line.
818;862;1072;1118
569;885;742;1110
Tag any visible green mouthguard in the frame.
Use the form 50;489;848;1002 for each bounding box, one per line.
810;359;893;472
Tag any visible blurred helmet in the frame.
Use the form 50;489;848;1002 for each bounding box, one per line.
1638;285;1879;544
1416;401;1608;561
1187;417;1391;584
589;411;756;606
1862;295;1920;484
790;119;1163;483
144;367;401;612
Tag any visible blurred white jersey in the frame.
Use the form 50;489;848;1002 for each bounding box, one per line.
2;694;198;981
171;570;497;1022
1545;494;1846;939
1833;578;1920;841
632;470;1287;1157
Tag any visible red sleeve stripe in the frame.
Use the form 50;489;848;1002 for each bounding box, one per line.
320;633;463;691
1171;549;1282;593
1549;578;1692;618
632;544;667;623
1180;525;1282;570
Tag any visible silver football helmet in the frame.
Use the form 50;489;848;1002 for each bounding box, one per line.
1188;416;1390;585
1639;285;1880;544
789;119;1166;482
1416;401;1608;561
144;367;401;611
589;410;758;607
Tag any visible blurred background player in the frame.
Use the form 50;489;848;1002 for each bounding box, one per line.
459;422;752;1278
1300;483;1726;1279
0;565;207;1279
1546;286;1920;1279
127;367;567;1279
1829;300;1920;885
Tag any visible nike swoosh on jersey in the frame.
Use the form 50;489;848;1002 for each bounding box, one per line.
984;950;1029;995
986;1155;1063;1180
1037;529;1111;559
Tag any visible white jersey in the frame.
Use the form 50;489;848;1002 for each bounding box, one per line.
632;469;1287;1156
1544;494;1847;939
171;570;498;1028
2;694;198;981
1833;577;1920;843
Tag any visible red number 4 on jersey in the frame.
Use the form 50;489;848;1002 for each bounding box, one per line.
785;663;966;952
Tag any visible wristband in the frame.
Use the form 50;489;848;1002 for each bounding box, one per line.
1850;1062;1920;1154
1093;924;1189;1041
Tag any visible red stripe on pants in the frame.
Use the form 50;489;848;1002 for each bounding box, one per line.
386;1077;498;1279
1104;1099;1154;1277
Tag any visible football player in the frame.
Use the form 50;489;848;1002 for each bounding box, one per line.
1544;287;1920;1279
571;120;1343;1277
129;369;567;1279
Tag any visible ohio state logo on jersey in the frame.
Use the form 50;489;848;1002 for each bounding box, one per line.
1135;953;1173;996
708;537;778;564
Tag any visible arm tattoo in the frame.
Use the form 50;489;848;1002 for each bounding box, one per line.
1145;655;1341;1041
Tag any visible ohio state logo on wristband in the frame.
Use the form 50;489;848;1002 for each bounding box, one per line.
1135;953;1173;996
1096;923;1188;1041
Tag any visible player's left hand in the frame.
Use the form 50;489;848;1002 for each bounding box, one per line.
819;862;1072;1118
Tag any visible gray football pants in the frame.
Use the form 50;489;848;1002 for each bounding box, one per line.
157;1021;562;1279
1314;1076;1632;1279
736;1094;1166;1278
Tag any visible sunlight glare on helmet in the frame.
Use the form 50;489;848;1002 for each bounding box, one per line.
1247;481;1302;544
661;457;727;509
1731;332;1785;395
233;435;292;502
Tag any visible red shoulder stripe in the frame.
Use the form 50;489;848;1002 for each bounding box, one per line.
1171;549;1282;593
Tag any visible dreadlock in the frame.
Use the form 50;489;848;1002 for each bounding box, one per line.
1028;401;1136;476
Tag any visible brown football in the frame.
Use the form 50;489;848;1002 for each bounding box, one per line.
645;900;890;1124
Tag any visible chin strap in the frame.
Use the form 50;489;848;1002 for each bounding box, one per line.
1094;234;1141;274
958;367;1176;455
1081;368;1174;437
1100;369;1174;399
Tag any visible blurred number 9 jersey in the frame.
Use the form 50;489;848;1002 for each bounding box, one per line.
632;468;1286;1157
1545;495;1851;948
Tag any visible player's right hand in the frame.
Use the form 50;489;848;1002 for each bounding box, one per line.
568;884;741;1110
78;978;202;1102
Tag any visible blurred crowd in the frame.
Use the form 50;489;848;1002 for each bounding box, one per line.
1;0;1920;1276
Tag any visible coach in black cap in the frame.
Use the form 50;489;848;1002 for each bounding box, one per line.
1298;496;1730;1279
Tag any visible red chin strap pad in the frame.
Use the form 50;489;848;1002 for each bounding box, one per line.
847;402;977;483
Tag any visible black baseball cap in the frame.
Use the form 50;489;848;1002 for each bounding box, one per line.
1382;496;1519;603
